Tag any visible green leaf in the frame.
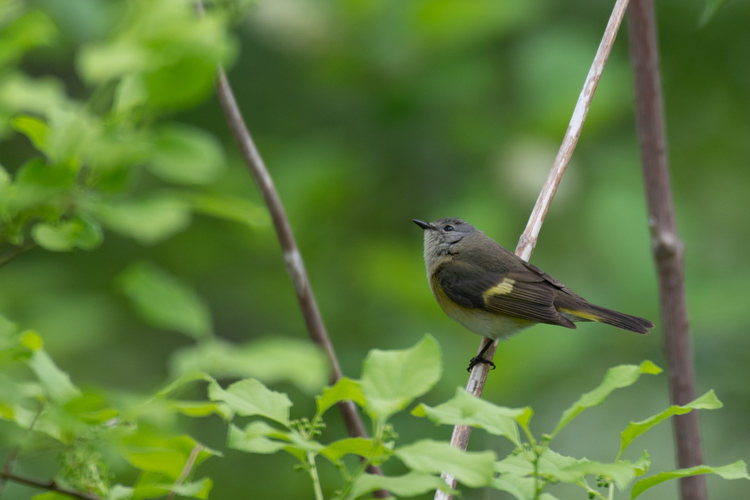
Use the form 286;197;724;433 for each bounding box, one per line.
632;450;651;476
491;474;535;500
32;216;103;251
168;400;233;420
171;337;328;395
86;195;191;245
227;421;322;456
548;460;636;490
552;361;661;437
320;437;392;464
316;377;366;415
208;379;292;427
360;334;442;421
121;429;220;479
77;40;152;83
160;477;212;499
349;472;453;499
227;422;289;454
631;461;750;499
184;191;270;228
412;387;530;446
11;115;48;153
25;347;81;404
155;372;214;399
618;390;722;458
145;125;225;185
395;439;496;488
117;261;212;339
14;157;76;189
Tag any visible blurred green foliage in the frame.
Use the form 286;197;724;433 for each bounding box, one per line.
1;0;749;498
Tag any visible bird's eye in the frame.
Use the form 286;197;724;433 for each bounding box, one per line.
444;225;454;232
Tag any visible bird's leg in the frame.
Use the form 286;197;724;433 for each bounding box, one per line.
467;337;496;372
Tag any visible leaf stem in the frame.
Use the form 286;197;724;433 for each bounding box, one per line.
307;451;325;500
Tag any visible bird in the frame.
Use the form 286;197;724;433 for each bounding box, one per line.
414;217;654;371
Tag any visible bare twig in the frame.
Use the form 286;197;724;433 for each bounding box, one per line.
0;404;44;497
0;242;36;269
627;2;706;499
195;1;385;490
166;444;205;500
0;470;103;500
435;0;631;497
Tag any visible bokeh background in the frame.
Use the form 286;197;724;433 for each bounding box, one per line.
1;0;749;498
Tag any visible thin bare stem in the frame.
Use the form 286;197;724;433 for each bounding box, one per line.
0;404;44;496
195;1;385;491
166;444;205;500
434;0;631;498
0;470;103;500
627;1;706;499
0;242;36;269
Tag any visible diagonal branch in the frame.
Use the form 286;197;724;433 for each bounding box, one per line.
166;444;205;500
195;1;385;490
627;1;706;499
434;0;631;498
0;470;103;500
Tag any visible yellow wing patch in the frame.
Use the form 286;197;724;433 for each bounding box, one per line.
482;278;516;300
558;308;601;322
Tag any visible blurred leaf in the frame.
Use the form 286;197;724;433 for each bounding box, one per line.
0;73;66;118
117;261;212;339
168;400;232;420
24;346;82;404
0;9;58;66
412;387;529;446
15;157;76;188
491;474;534;500
228;420;321;457
32;216;103;251
395;439;496;488
121;428;220;479
349;472;452;499
316;377;365;415
618;391;723;458
699;0;730;26
320;437;391;464
113;75;148;116
171;337;328;394
208;378;291;427
552;361;662;437
228;421;289;454
78;40;153;83
11;115;48;152
547;459;636;491
361;334;442;421
160;477;212;500
631;461;749;499
155;372;214;399
86;195;191;245
183;191;269;228
145;125;225;185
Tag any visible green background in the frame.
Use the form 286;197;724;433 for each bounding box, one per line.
1;0;748;498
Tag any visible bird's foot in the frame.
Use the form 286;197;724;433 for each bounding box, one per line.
467;355;496;372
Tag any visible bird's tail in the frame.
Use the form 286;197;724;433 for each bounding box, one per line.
558;303;654;334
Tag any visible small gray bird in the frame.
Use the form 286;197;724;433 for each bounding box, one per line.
414;218;653;371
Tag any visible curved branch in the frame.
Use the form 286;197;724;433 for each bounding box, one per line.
195;1;385;490
0;470;103;500
435;0;631;497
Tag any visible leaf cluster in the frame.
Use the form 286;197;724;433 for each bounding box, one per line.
213;335;748;500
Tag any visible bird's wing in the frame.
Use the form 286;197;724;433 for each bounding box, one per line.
437;262;575;328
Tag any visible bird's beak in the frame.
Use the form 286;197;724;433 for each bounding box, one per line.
413;219;435;230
